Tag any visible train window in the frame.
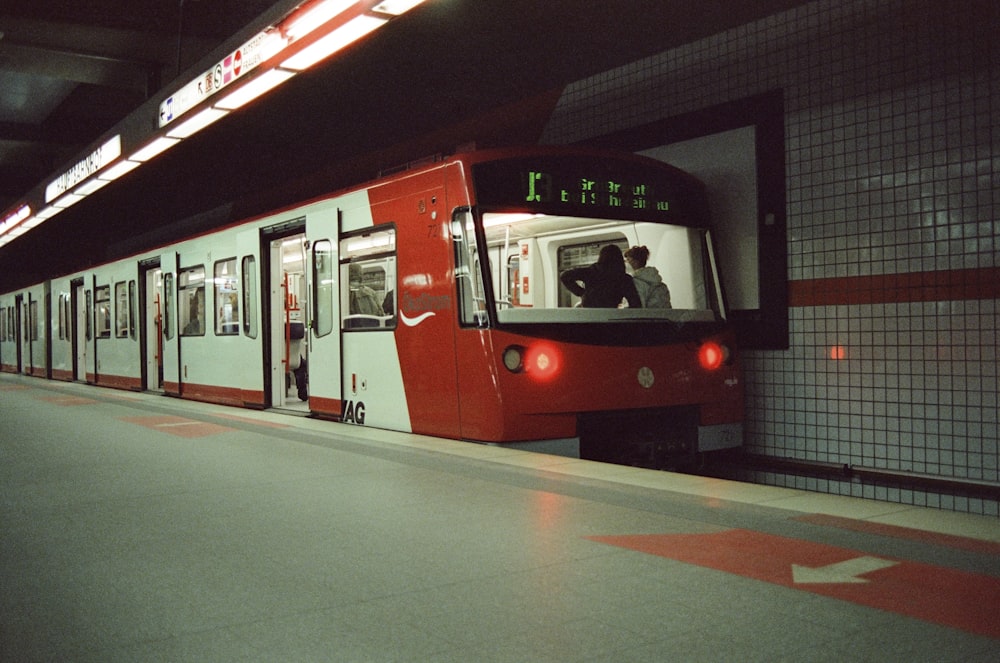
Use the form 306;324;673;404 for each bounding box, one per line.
213;259;240;336
29;300;39;341
1;306;6;341
556;238;629;308
129;281;137;340
95;286;111;339
339;227;396;331
115;282;128;338
178;266;206;336
164;273;174;340
241;256;257;339
452;210;488;327
313;240;334;337
56;294;65;340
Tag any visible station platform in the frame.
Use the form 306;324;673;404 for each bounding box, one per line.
2;372;999;662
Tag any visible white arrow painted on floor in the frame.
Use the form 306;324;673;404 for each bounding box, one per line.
792;556;899;584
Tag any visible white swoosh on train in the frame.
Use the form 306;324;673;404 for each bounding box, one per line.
399;311;436;327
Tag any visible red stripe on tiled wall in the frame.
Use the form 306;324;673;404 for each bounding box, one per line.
790;267;1000;307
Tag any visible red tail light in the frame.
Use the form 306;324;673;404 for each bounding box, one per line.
524;342;561;381
698;341;728;371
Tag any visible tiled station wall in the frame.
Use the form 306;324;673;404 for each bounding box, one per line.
540;0;999;514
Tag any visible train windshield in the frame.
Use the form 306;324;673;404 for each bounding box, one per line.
465;212;725;325
462;153;727;327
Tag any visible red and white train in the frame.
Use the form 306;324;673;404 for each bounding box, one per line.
0;147;742;466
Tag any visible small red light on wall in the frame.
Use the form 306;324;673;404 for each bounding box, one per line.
830;345;847;360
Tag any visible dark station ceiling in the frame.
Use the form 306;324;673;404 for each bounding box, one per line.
0;0;808;291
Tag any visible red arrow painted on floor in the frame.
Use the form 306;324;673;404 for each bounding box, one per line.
588;529;1000;639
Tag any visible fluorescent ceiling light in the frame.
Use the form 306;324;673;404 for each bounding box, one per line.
130;136;181;162
98;160;141;182
214;69;295;110
281;14;386;71
52;193;86;209
166;107;230;139
285;0;357;40
20;216;45;230
372;0;428;15
76;178;112;195
482;213;543;228
35;206;61;220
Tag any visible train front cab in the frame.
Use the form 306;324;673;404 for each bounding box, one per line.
449;151;745;467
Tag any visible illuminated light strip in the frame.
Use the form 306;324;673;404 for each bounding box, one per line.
214;68;296;110
372;0;429;15
166;107;230;139
129;136;181;162
0;0;433;244
34;206;61;220
76;177;112;195
97;160;141;182
51;192;86;209
0;204;31;233
281;14;387;71
285;0;357;39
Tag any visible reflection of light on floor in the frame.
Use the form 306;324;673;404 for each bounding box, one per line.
830;345;847;360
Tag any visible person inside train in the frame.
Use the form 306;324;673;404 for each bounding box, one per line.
183;291;204;335
348;263;383;321
625;245;671;308
560;244;641;308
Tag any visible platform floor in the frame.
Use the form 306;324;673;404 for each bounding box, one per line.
2;373;999;662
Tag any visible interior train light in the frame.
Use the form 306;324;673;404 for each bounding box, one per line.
284;0;357;40
281;14;387;71
214;68;296;110
166;107;230;139
697;341;729;371
372;0;429;15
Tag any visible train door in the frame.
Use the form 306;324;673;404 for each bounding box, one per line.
21;294;32;375
14;294;23;373
267;228;311;410
71;279;86;381
303;206;341;418
160;252;180;396
141;262;164;391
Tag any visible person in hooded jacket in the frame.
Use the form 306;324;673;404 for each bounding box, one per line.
625;245;671;308
560;244;641;308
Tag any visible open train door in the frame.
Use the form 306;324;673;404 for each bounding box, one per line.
71;278;86;381
139;258;163;391
160;252;181;396
303;205;342;418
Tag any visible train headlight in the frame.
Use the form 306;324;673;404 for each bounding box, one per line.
502;346;524;372
698;341;730;371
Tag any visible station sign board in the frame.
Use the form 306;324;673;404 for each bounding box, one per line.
158;29;280;128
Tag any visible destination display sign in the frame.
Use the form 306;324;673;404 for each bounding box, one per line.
472;154;705;224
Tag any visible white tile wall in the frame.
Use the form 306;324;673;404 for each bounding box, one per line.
539;0;999;515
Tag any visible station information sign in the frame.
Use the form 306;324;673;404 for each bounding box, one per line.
158;30;279;128
45;136;122;203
